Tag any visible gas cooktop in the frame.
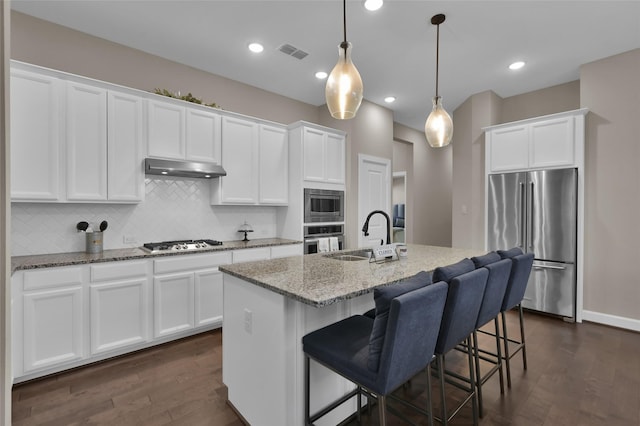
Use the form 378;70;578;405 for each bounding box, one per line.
141;239;223;254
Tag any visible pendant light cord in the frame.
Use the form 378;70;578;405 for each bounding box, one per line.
435;22;440;98
340;0;349;56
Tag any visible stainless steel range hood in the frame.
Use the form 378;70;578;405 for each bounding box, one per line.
144;158;227;179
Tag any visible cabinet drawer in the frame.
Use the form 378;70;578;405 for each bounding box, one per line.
23;267;83;291
270;244;302;259
154;252;232;274
232;247;270;263
90;260;148;282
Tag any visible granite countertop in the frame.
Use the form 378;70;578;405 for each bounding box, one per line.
11;238;301;273
219;244;486;307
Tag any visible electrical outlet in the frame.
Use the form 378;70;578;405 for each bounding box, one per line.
123;235;137;244
244;308;253;334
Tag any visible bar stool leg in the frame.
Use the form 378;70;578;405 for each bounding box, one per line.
425;364;434;426
519;304;528;370
304;355;311;425
501;310;512;388
494;317;505;394
437;354;448;426
466;336;479;426
472;331;484;418
378;395;387;426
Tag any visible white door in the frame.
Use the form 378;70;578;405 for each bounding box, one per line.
194;268;224;327
358;154;392;248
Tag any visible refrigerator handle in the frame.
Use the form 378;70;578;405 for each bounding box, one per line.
519;182;525;249
528;181;534;250
533;264;566;270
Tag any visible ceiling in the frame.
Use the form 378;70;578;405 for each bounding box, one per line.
11;0;640;131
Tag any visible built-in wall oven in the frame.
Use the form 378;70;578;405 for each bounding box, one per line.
304;224;344;254
304;188;344;223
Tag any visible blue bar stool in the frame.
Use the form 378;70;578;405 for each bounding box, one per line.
496;249;535;387
303;279;448;426
469;252;512;417
431;262;488;426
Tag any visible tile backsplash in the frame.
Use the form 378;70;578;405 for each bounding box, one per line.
11;177;279;256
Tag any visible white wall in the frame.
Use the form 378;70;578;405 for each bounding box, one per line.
11;177;279;256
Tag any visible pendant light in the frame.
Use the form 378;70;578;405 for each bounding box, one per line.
325;0;363;120
425;13;453;148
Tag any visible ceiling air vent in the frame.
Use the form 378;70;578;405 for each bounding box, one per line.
278;43;309;60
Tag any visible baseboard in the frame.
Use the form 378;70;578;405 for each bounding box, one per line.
582;310;640;332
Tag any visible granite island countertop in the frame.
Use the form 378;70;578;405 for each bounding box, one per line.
219;244;486;307
11;238;301;273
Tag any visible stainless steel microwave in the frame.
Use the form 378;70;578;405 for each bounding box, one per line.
304;188;344;223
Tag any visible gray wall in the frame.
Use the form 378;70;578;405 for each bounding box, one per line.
580;48;640;322
393;123;452;247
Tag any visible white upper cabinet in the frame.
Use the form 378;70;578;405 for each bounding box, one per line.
485;109;587;173
259;124;288;205
10;68;62;201
325;131;346;184
10;62;144;203
107;90;144;202
212;116;288;205
290;123;346;188
214;115;259;204
185;108;222;163
147;97;222;164
147;99;185;159
66;81;108;201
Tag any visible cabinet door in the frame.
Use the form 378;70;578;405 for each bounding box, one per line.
195;268;224;327
325;132;345;184
302;127;326;182
10;69;62;200
66;81;108;200
218;116;259;204
147;99;185;159
186;108;222;164
488;125;529;172
90;278;149;354
259;124;288;204
23;286;83;372
529;116;575;169
108;90;144;201
154;273;195;337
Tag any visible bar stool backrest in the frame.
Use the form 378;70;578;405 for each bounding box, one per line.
500;252;534;312
376;281;449;395
435;268;489;355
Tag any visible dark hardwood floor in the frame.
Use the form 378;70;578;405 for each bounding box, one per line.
12;311;640;425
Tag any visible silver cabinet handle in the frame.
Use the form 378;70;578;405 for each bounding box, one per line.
519;182;525;249
533;264;566;270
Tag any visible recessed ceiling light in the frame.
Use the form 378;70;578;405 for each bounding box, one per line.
248;42;264;53
364;0;383;11
384;96;396;103
315;71;328;79
509;61;525;70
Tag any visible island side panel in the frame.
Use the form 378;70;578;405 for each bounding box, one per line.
223;274;291;426
291;293;374;426
223;273;375;426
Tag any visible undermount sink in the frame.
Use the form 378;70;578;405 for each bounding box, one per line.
324;249;373;261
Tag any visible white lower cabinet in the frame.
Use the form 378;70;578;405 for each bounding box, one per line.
89;260;150;354
12;245;301;382
23;286;83;373
195;268;224;327
152;251;232;338
154;272;195;337
15;266;85;376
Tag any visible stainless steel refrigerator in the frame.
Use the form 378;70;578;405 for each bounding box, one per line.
487;168;577;319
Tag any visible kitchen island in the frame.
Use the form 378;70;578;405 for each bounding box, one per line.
219;244;485;426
